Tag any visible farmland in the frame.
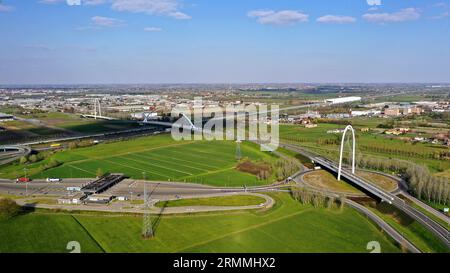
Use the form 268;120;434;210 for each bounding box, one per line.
0;134;275;187
154;195;266;208
280;123;450;173
0;110;142;144
367;202;449;253
0;193;401;253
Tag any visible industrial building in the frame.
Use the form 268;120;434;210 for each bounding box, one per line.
325;97;362;104
383;105;423;116
86;194;115;204
57;192;86;205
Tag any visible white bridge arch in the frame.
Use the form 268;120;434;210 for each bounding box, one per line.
338;125;356;181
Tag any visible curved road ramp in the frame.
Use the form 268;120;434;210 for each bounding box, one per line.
0;145;31;166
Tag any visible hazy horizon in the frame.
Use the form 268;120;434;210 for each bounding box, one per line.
1;0;450;84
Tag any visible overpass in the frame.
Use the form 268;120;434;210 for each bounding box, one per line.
281;143;450;249
80;114;117;120
0;146;31;166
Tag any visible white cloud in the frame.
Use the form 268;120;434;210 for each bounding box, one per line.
248;10;309;26
317;15;356;24
363;8;421;23
37;0;190;19
367;0;382;6
111;0;191;19
168;11;191;20
91;16;125;27
0;4;14;12
144;27;162;32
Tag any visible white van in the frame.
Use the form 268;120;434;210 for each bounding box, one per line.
46;178;62;182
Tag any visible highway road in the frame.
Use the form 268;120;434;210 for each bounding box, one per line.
0;145;31;165
345;199;421;253
0;174;430;252
0;179;90;196
11;126;160;146
281;143;450;249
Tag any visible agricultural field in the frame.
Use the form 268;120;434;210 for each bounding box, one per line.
0;193;402;253
0;134;276;187
0;120;67;143
367;202;449;253
0;111;142;144
154;195;266;208
0;213;104;253
280;123;450;173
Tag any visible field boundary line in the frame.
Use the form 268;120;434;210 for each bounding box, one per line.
173;209;312;253
71;215;106;253
56;141;196;166
66;164;96;175
102;159;173;179
163;148;232;165
132;152;217;172
120;155;194;176
178;166;238;181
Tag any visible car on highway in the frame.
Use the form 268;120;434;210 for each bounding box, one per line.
16;177;31;183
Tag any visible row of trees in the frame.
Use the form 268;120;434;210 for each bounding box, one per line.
68;140;96;150
360;144;449;161
405;165;449;205
274;158;299;181
291;188;345;210
19;151;52;165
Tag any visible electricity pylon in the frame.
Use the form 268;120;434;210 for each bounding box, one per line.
142;182;153;239
235;139;242;161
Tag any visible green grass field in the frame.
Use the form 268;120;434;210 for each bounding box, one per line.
0;193;401;253
368;203;449;253
154;195;266;208
302;170;361;195
0;134;275;187
280;123;450;173
0;213;104;253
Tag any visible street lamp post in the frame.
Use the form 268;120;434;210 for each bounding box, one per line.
23;168;28;196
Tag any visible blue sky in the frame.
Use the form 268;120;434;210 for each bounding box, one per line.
0;0;449;84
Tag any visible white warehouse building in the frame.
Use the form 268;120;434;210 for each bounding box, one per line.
325;96;362;104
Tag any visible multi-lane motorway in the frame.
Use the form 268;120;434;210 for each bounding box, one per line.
281;143;450;249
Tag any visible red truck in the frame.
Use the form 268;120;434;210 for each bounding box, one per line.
16;177;30;183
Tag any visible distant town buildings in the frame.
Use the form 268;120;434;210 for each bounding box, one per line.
383;105;423;117
351;109;381;117
384;128;410;136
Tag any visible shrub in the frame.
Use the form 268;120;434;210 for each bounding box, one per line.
0;198;22;220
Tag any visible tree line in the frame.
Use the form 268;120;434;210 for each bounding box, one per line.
291;188;345;210
342;155;450;206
